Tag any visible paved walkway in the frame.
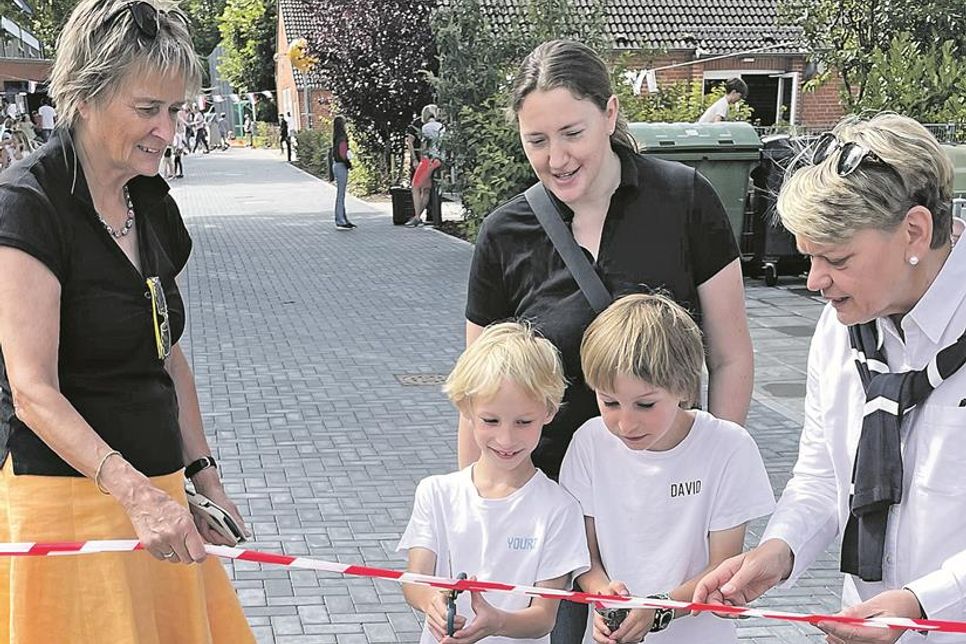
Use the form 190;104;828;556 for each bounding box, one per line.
172;148;839;643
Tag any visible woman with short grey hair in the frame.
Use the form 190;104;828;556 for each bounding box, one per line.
696;113;966;644
0;0;253;640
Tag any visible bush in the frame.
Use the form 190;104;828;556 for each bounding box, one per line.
455;95;534;240
294;127;332;177
347;147;389;196
855;33;966;134
253;121;279;149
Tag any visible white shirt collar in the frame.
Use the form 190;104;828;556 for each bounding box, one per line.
903;235;966;345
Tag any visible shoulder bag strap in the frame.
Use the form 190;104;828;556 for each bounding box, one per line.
525;183;612;314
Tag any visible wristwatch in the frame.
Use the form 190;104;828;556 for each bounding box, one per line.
646;593;674;633
184;455;217;479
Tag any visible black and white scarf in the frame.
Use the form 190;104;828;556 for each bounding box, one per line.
842;321;966;581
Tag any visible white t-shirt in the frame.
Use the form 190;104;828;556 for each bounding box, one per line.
421;119;444;158
698;96;729;123
397;466;590;644
559;411;776;643
38;105;55;130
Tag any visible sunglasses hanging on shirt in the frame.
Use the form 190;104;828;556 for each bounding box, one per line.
146;276;171;361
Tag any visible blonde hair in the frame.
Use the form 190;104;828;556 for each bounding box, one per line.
778;113;954;248
49;0;202;132
421;104;438;123
444;322;566;414
581;293;703;402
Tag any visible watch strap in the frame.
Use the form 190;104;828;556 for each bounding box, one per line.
646;593;674;633
184;456;217;479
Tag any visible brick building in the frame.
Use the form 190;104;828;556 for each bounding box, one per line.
596;0;844;127
0;10;52;116
276;0;332;131
276;0;846;129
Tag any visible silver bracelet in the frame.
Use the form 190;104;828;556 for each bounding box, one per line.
94;450;122;495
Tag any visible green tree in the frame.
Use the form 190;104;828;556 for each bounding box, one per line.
303;0;437;189
182;0;228;58
24;0;79;54
780;0;966;109
218;0;276;118
432;0;606;238
856;33;966;128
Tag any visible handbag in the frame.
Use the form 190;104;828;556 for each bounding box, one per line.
524;183;612;313
185;485;246;545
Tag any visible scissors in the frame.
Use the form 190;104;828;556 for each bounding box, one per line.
446;572;468;636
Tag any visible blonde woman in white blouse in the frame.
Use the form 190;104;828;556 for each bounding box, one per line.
695;113;966;644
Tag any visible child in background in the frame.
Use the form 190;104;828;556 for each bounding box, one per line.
161;145;175;180
560;294;775;643
398;322;590;643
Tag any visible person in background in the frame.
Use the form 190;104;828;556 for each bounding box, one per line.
243;114;253;147
217;112;230;150
405;103;445;227
461;39;754;643
38;99;56;142
278;113;290;162
0;0;253;640
694;113;966;644
330;115;356;230
698;78;748;124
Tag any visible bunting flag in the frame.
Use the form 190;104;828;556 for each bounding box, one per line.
261;90;273;99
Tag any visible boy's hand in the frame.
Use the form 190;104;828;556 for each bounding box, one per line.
425;590;465;641
445;587;507;643
593;581;653;643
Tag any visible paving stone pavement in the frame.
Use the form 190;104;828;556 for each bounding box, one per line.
171;148;841;643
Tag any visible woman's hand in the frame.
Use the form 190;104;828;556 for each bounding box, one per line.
692;539;793;611
190;468;251;545
122;481;207;564
817;589;922;644
593;581;651;643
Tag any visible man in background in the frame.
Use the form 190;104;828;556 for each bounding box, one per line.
698;77;748;123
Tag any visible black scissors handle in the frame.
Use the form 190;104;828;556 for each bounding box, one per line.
446;572;468;636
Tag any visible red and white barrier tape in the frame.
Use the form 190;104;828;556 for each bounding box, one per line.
4;540;966;634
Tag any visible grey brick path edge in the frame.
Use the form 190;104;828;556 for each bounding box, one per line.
171;149;838;643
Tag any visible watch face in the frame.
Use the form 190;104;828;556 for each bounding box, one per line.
651;607;673;632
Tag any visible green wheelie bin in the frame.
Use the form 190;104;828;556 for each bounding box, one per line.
941;143;966;219
628;122;762;247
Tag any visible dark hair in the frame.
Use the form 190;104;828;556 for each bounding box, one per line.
725;77;748;98
332;115;347;141
509;39;637;152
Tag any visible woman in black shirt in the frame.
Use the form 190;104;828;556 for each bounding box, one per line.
460;40;755;640
0;0;252;640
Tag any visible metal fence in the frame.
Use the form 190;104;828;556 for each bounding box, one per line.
755;123;964;143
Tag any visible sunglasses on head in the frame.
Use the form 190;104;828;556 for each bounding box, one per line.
108;1;189;39
146;276;171;361
810;132;894;177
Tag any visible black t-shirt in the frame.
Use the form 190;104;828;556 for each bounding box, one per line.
0;133;192;476
465;145;738;480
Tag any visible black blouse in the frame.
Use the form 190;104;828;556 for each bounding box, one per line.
0;133;192;476
466;146;739;479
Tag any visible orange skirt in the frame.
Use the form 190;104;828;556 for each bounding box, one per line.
0;458;254;643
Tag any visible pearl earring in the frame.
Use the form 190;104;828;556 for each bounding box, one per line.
908;256;920;266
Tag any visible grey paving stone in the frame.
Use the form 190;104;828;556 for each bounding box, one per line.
172;149;841;643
